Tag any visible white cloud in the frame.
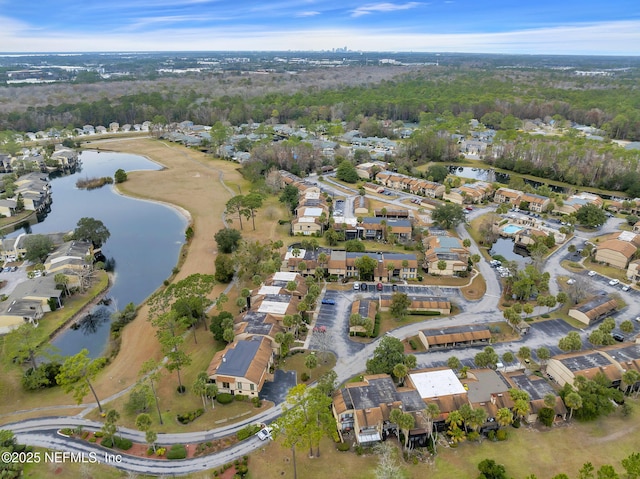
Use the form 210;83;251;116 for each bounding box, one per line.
296;11;321;17
1;18;639;55
351;2;422;18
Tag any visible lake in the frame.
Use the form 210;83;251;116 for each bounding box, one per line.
489;237;532;268
10;150;187;358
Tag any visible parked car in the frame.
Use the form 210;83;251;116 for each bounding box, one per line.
622;285;630;292
360;283;368;291
353;282;360;291
613;333;625;342
321;298;336;305
377;283;383;291
588;270;597;276
567;278;576;285
11;266;17;272
609;279;620;286
256;426;274;441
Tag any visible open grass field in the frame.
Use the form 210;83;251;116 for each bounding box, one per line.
241;404;640;479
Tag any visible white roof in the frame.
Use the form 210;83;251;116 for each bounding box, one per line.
298;217;316;223
258;285;282;295
302;207;323;217
284;249;307;260
273;272;299;282
258;301;289;315
618;231;638;243
304;191;320;200
410;369;466;399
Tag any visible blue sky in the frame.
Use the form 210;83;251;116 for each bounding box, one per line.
1;0;639;54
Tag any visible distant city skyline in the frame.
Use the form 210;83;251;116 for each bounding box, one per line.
1;1;639;55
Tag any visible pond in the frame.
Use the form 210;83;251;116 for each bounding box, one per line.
489;238;532;269
11;150;187;358
447;165;567;194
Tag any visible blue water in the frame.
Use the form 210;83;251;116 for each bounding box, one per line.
503;224;523;235
11;150;187;358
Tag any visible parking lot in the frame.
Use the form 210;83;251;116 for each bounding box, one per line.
0;264;28;295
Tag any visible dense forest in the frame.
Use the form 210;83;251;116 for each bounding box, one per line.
2;63;640;196
1;67;640;141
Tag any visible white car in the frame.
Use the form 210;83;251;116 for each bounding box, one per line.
567;278;575;285
588;271;597;277
622;285;630;292
609;279;620;286
256;426;273;441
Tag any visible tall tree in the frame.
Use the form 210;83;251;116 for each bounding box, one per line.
214;228;242;254
431;203;465;229
73;217;110;247
389;292;411;320
140;359;164;425
23;234;53;263
279;184;300;214
135;413;156;453
225;195;246;230
242;192;263;230
56;349;106;412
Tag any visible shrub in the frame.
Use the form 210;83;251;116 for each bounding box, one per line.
408;338;419;350
167;444;187;460
114;437;133;450
512;418;521;428
236;424;261;441
496;429;508;441
177;408;205;425
60;428;73;436
147;447;154;456
236;463;249;476
94;431;104;438
487;430;496;441
101;437;114;448
156;448;166;456
252;397;262;408
541;313;550;318
217;393;234;404
234;394;246;402
301;372;310;382
336;442;351;452
88;437;96;443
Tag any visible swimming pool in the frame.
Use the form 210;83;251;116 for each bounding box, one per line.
503;224;523;235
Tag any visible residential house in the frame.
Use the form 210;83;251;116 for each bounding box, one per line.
44;240;93;275
520;193;550;213
568;295;618;326
356;162;387;180
360;217;412;242
0;199;17;218
207;337;274;397
422;235;469;276
547;349;624;388
374;209;409;219
418;326;491;350
353;196;369;217
443;181;493;204
379;295;451;315
349;299;377;336
291;217;322;236
327;251;418;281
281;247;331;277
494;187;523;205
595;231;640;269
332;374;429;446
554;192;603;215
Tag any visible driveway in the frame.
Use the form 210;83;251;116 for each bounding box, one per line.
259;370;296;404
